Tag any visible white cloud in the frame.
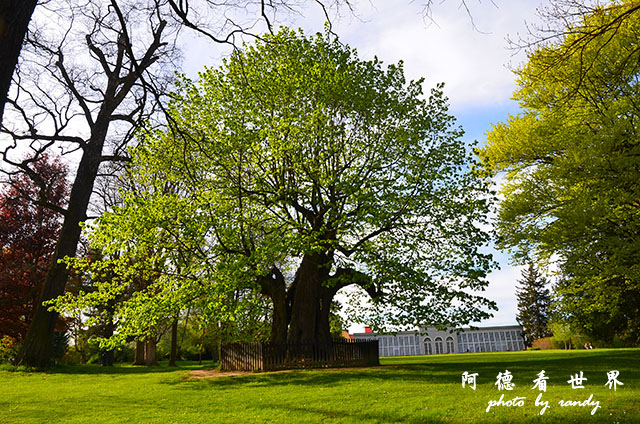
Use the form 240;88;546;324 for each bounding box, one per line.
182;1;543;110
327;1;541;109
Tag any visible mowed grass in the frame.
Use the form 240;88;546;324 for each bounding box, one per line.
0;348;638;423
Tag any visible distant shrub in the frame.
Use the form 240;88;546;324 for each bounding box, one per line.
0;363;37;372
531;337;554;350
52;332;69;362
114;344;135;363
0;336;18;363
62;349;84;365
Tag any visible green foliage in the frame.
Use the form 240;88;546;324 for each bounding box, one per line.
479;1;640;345
139;27;496;330
515;264;552;346
46;192;241;350
51;27;496;345
158;303;272;362
549;322;575;350
52;332;69;362
0;336;17;364
329;301;347;338
61;339;134;365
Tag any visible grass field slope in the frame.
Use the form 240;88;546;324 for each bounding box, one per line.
1;348;638;423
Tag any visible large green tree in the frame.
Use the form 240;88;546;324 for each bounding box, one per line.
479;1;640;345
55;28;496;346
6;0;355;368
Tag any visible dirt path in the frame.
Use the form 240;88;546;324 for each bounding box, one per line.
188;365;392;379
188;368;295;379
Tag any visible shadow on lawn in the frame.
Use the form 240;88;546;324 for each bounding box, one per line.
262;402;451;424
35;348;639;386
40;361;212;375
260;403;597;424
176;349;639;390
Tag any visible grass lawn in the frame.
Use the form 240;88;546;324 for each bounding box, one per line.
1;348;638;423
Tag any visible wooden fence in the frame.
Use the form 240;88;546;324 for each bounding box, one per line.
221;339;379;371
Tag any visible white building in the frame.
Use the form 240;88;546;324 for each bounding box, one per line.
352;325;526;357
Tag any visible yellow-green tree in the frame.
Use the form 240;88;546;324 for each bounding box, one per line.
479;1;640;345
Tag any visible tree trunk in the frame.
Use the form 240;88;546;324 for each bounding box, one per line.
133;341;146;365
317;286;337;345
78;346;86;365
17;132;107;367
0;0;38;123
270;289;289;344
145;340;158;366
169;318;178;367
287;252;331;344
259;266;288;344
103;316;115;366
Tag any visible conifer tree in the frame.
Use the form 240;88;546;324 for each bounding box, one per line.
516;264;552;346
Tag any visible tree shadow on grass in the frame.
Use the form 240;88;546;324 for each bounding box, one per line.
172;349;640;390
29;349;639;385
38;361;213;375
261;403;597;424
260;402;451;424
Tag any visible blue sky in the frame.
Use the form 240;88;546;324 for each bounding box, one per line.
180;0;546;329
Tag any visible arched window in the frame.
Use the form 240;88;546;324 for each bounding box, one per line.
446;336;455;354
424;338;433;355
435;337;443;355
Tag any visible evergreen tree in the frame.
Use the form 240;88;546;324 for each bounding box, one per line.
516;264;552;346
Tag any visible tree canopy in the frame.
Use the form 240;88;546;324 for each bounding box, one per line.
4;0;501;368
52;28;497;347
478;1;640;345
0;154;68;340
